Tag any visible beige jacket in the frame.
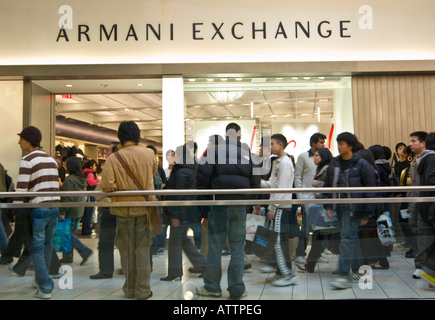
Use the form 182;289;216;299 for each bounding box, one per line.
101;141;158;217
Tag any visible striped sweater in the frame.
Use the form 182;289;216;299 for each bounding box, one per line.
15;150;60;203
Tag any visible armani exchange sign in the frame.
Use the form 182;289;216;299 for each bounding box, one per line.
56;5;374;42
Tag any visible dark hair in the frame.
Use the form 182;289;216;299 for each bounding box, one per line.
118;121;140;145
66;157;83;177
310;132;327;147
357;149;376;169
368;144;386;160
395;142;406;152
336;132;358;150
426;132;435;151
271;133;288;148
354;141;365;153
147;145;157;155
209;134;224;145
111;142;119;153
316;148;333;173
185;140;197;154
175;145;192;164
226;122;241;138
410;131;428;143
405;145;414;158
382;146;392;160
82;159;98;171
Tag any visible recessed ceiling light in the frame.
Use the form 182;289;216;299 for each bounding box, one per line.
65;84;72;87
220;78;228;81
207;78;214;82
235;78;243;81
188;79;196;82
136;83;144;87
276;77;284;80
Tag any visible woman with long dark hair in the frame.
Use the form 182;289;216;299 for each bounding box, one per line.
59;157;93;265
160;145;206;281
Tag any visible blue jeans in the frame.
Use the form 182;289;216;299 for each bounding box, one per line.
0;210;8;254
337;207;363;275
62;218;92;261
204;205;246;298
29;207;59;294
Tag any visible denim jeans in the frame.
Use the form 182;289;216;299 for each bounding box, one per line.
204;205;246;298
337;207;363;275
82;197;96;235
62;218;92;261
0;210;8;254
29;207;59;294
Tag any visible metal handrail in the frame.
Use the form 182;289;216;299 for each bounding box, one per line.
0;186;433;208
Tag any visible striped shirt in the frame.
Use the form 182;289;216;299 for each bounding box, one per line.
15;150;60;203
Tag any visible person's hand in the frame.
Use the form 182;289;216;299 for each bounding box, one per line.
359;219;368;226
171;218;180;227
267;210;275;221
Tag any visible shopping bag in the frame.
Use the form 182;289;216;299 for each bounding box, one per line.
246;213;266;242
400;209;410;219
377;211;396;246
251;225;278;261
53;218;72;253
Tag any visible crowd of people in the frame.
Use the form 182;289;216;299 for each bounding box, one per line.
0;121;434;299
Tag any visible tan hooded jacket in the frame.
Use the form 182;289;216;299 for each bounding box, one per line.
101;141;158;217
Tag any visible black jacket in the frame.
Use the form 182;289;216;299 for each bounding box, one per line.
416;151;435;222
196;139;260;200
323;154;377;220
163;163;201;224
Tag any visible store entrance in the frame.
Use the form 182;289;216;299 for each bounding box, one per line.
33;75;352;169
183;76;352;159
33;78;164;166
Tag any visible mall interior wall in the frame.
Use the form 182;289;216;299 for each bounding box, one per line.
0;81;23;181
352;74;435;153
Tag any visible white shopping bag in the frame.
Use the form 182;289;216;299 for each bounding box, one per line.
400;209;410;219
246;213;266;242
377;211;396;246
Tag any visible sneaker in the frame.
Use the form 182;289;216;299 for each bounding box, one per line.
420;270;435;288
34;289;52;299
271;273;299;287
259;265;276;273
330;277;352;289
413;268;422;279
266;274;282;283
229;290;247;300
197;286;222;298
350;272;360;283
323;249;334;255
317;256;329;264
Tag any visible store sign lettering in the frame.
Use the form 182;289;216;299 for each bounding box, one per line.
56;5;373;42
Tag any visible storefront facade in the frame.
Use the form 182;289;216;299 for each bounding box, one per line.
1;0;435;179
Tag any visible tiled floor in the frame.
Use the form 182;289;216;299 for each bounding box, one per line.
1;237;435;300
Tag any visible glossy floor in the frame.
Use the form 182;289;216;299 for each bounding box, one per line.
1;238;435;300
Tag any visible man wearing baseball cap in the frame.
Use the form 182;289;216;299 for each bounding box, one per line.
16;126;60;299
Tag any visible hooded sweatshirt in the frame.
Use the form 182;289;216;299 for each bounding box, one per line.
59;174;88;218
